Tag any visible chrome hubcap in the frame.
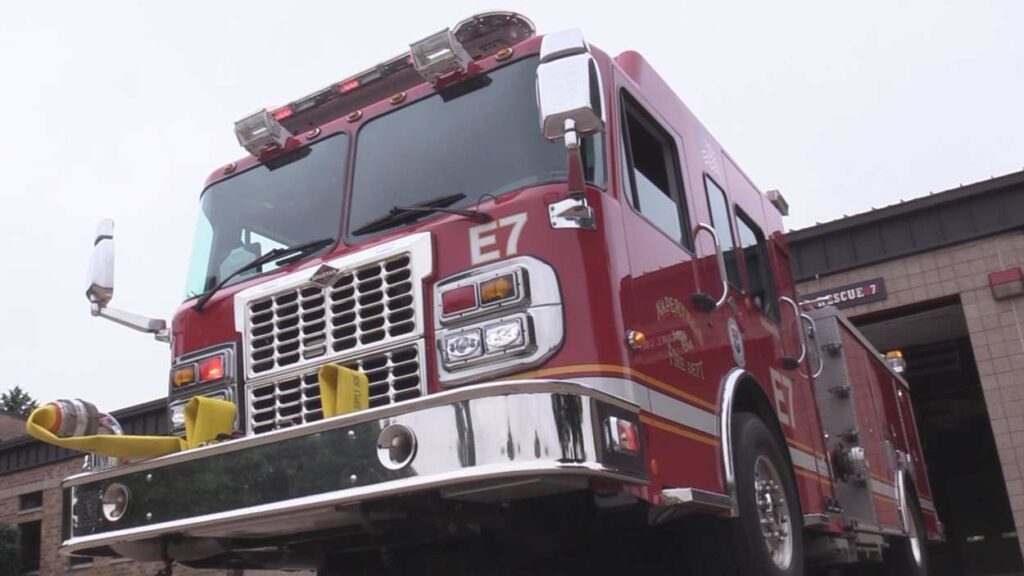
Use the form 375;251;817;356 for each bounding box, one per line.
755;455;793;570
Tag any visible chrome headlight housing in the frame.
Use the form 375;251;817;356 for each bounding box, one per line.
167;344;238;435
435;256;563;386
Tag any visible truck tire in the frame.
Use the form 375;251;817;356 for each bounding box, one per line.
724;412;806;576
883;490;928;576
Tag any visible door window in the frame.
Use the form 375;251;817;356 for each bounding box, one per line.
620;92;692;250
736;209;779;320
705;176;742;288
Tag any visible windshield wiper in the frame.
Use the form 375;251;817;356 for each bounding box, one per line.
351;193;492;236
192;237;335;312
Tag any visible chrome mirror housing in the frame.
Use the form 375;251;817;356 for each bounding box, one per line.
84;218;170;343
86;219;115;307
536;29;605;142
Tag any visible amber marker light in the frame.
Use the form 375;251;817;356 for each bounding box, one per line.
480;274;516;305
172;365;196;388
626;329;647;350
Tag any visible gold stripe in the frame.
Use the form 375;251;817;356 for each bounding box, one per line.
512;364;716;410
640;414;719;447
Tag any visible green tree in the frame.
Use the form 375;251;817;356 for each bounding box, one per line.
0;524;20;575
1;386;38;417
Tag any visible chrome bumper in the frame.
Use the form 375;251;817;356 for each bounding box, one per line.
61;380;646;559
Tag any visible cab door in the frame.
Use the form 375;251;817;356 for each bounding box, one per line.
615;83;736;490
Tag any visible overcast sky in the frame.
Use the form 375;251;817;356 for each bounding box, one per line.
1;1;1021;412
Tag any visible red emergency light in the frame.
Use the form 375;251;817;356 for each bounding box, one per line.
989;267;1023;300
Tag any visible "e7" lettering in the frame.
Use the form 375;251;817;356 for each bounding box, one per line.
469;213;528;265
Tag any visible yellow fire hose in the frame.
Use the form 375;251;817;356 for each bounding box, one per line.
25;364;369;461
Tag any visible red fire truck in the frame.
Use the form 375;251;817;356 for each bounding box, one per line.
63;11;940;575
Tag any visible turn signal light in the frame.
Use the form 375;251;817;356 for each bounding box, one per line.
480;274;516;305
172;365;196;388
199;355;226;383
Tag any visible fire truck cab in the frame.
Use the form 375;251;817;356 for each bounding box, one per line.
69;11;940;575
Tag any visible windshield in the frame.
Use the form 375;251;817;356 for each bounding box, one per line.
184;134;348;298
348;56;604;239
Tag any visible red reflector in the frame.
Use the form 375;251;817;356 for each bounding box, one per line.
606;416;640;454
617;419;639;452
198;355;225;382
272;107;294;121
339;79;361;94
441;285;477;316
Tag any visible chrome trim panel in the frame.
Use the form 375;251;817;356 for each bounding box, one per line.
233;233;432;381
718;368;747;515
64;380;638;487
435;256;564;385
62;380;643;555
660;488;732;511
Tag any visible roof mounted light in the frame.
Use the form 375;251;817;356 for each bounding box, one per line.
234;109;293;156
410;28;472;85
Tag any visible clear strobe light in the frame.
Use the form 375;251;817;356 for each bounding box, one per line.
409;28;472;85
234;109;293;156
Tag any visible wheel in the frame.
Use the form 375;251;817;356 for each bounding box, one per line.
884;488;928;575
723;413;806;576
668;413;805;576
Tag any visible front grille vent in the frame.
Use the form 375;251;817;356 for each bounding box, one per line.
246;254;416;376
247;343;424;434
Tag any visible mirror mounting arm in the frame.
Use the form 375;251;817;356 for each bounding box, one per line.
564;118;586;199
90;302;170;343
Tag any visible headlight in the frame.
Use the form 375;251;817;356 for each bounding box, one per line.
168;388;233;434
484;319;524;351
169;401;188;429
444;330;483;361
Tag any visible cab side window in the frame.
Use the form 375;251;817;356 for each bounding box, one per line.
704;176;742;288
736;210;779;320
620;92;692;250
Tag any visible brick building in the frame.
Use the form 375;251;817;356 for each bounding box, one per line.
0;401;228;575
789;169;1024;575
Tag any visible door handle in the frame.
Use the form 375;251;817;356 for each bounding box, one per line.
779;296;806;369
691;222;728;312
800;312;824;379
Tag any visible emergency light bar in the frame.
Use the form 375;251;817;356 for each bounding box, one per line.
232;12;535;156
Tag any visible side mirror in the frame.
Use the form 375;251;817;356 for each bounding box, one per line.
86;219;115;307
536;29;605;143
83;218;169;343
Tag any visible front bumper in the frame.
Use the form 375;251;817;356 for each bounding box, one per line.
62;380;646;559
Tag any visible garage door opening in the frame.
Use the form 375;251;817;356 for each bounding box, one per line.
854;299;1024;576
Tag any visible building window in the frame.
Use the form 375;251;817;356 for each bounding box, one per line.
18;521;41;574
736;209;779;320
18;491;42;513
620;91;692;250
705;175;742;288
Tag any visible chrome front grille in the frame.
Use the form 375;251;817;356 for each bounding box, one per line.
247;342;426;434
246;254;417;377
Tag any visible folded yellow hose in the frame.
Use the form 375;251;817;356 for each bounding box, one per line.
26;396;236;460
26;364;365;461
318;364;369;417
